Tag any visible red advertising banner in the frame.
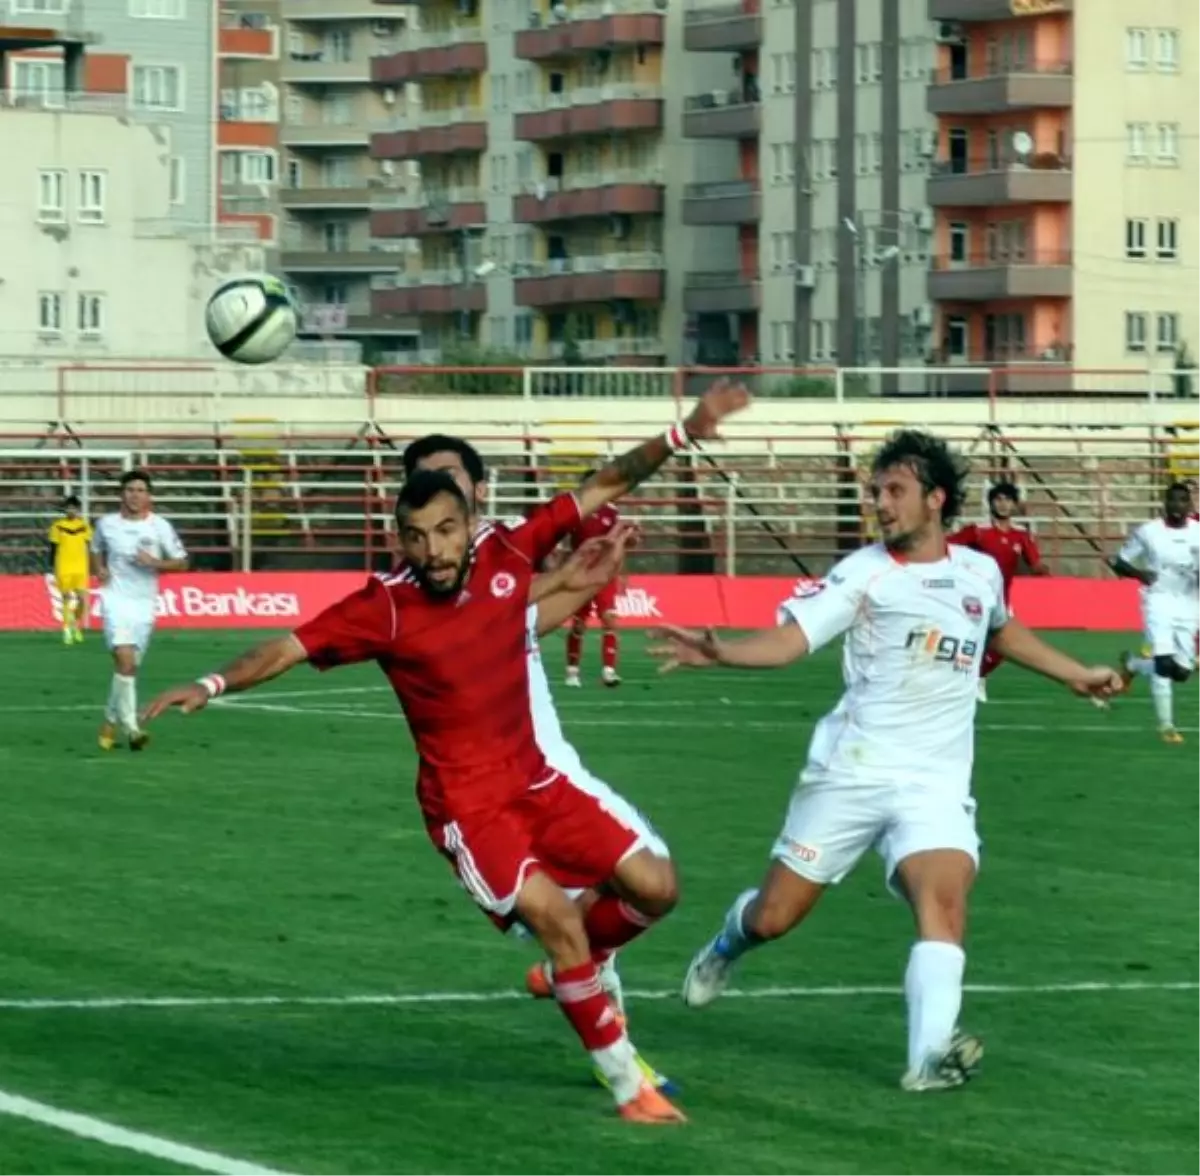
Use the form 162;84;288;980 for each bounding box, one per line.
0;572;1143;632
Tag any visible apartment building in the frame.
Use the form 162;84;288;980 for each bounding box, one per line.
1;27;264;357
2;0;217;231
927;0;1198;372
218;1;283;243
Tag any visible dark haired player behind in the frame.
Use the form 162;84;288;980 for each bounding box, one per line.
948;480;1048;702
650;430;1122;1093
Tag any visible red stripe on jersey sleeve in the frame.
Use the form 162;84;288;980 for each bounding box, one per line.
293;576;395;670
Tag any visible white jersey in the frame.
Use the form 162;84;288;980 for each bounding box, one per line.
779;543;1009;796
1118;517;1200;619
92;512;187;606
525;604;587;781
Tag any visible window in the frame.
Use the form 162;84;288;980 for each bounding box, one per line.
13;0;68;11
770;321;794;360
1125;217;1148;259
1156;313;1179;352
78;293;105;337
131;65;183;111
321;283;348;305
130;0;184;16
1156;218;1178;260
169;156;185;205
37;169;66;222
949;222;969;264
812;320;827;361
12;59;64;106
1126;27;1149;68
855;44;869;83
1126;122;1149;161
868;42;882;81
514;312;533;349
1155;123;1179;163
77;171;106;223
1155;29;1179;71
38;292;63;334
1125;312;1148;353
241;151;276;184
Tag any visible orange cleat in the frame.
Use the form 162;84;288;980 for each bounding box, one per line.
617;1082;687;1124
525;961;553;999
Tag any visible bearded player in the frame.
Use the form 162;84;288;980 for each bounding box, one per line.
652;430;1122;1092
565;471;623;688
400;433;675;1096
144;382;749;1123
948;481;1048;701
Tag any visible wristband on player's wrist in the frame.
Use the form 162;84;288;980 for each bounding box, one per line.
198;673;227;698
664;422;692;453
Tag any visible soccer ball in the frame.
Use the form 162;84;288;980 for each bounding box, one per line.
205;274;298;365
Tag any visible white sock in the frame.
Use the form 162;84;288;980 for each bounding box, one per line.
714;888;762;961
105;675;122;723
114;674;140;735
590;1034;642;1105
598;955;626;1017
904;940;966;1072
1128;655;1155;677
1150;675;1173;728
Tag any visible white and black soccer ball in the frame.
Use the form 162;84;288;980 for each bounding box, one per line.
205;274;298;365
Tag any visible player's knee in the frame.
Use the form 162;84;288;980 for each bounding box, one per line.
628;854;679;917
516;879;589;961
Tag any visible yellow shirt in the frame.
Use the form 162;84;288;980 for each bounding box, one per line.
48;516;93;575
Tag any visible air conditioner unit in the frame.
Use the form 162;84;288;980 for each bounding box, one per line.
371;19;394;35
935;21;964;44
551;2;568;20
794;265;815;289
918;129;937;158
916;209;934;231
528;10;542;25
912;305;933;329
383;88;397;105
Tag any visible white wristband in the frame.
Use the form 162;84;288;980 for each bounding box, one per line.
665;422;691;453
198;673;226;698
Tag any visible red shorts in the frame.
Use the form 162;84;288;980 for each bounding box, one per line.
427;772;640;926
573;578;619;621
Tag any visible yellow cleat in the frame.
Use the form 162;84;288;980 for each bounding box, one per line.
73;628;85;644
129;731;151;752
98;721;117;751
1160;726;1185;745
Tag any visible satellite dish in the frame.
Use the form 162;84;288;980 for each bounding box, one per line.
1011;131;1034;159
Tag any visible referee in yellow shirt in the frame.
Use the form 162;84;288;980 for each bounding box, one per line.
48;495;93;644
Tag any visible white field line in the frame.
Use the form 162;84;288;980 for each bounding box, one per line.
0;979;1193;1012
0;1088;292;1176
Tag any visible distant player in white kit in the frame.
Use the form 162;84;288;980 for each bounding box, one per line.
1111;482;1200;744
91;470;188;751
649;430;1123;1092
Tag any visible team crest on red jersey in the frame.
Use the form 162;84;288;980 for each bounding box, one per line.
490;572;517;599
961;595;983;620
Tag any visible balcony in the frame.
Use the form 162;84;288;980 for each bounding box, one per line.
280;118;370;148
513;252;665;307
514;85;662;141
927;64;1072;115
681;180;760;225
515;0;664;60
513;169;664;224
927;158;1072;206
219;24;278;57
281;53;370;84
683;1;762;52
541;337;666;362
371;107;488;157
682;89;760;138
279;185;375;209
370;270;487;316
929;0;1071;20
682;270;760;314
371;27;487;84
279;240;407;273
928;251;1073;300
371;188;487;236
284;0;396;17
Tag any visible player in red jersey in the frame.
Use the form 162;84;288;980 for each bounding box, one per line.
948;480;1048;700
565;474;623;688
142;379;750;1123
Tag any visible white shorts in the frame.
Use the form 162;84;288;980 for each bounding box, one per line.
1145;602;1197;670
102;600;156;658
771;771;980;892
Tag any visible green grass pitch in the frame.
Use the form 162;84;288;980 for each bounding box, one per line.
0;630;1195;1175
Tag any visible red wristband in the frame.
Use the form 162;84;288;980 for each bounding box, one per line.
665;422;690;453
198;673;226;698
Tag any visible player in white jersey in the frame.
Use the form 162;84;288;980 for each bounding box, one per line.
399;432;677;1095
1111;482;1200;743
650;430;1123;1092
91;470;188;751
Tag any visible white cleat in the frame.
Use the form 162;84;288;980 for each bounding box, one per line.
601;666;621;688
901;1031;984;1093
565;670;582;688
681;935;738;1008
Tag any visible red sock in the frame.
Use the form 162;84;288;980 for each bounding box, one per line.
602;631;618;671
583;894;658;955
553;960;623;1050
566;630;582;670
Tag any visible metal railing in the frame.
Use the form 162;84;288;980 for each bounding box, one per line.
515;83;662;113
516;251;666;276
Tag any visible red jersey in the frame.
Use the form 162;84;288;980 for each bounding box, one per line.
948;523;1041;596
293;492;582;823
570;502;620;550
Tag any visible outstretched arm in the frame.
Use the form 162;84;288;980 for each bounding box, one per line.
575;378;750;518
535;523;638;636
649;620;810;672
989;619;1122;699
